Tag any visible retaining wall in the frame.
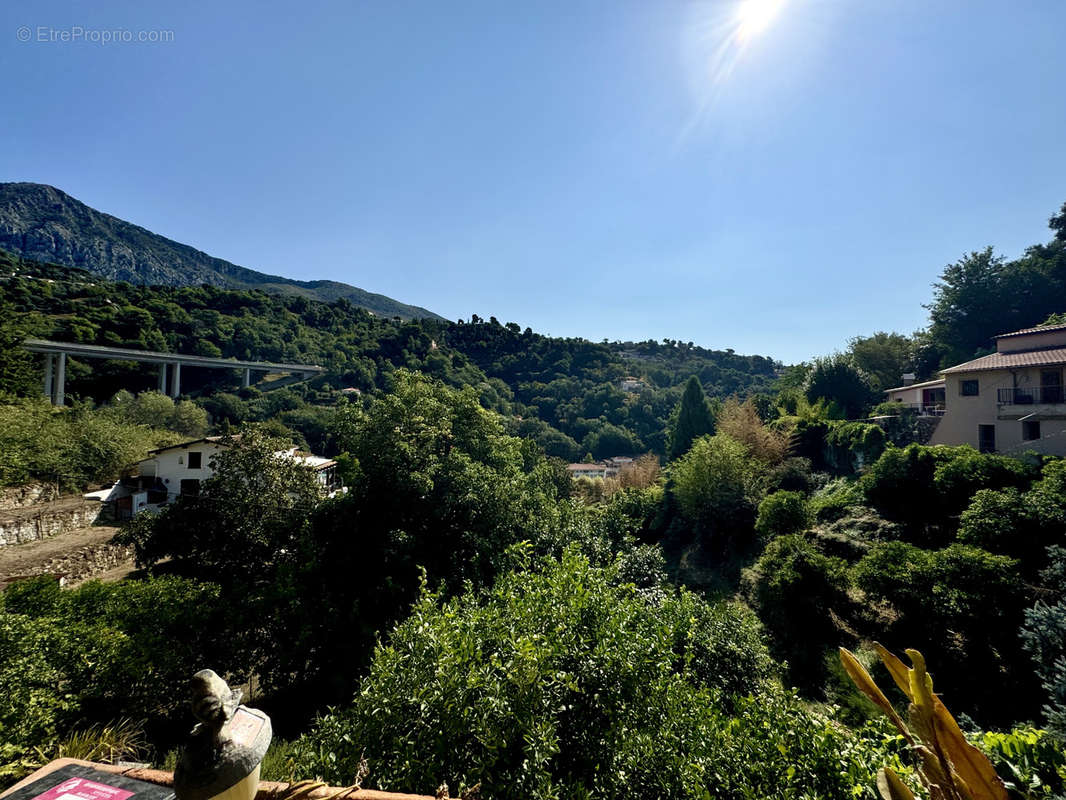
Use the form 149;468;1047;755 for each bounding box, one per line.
0;500;106;547
0;482;60;511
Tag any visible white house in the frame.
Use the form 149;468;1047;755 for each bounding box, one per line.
567;463;609;480
566;457;636;480
91;436;341;517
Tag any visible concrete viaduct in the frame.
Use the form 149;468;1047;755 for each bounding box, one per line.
23;339;327;405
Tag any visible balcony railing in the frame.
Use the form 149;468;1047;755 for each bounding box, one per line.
997;385;1065;405
878;402;946;417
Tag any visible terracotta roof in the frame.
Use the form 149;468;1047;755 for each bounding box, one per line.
883;378;945;393
940;347;1066;374
995;322;1066;339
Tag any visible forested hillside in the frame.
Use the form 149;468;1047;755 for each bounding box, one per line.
0;247;779;460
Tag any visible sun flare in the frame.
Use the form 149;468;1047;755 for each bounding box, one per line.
735;0;786;40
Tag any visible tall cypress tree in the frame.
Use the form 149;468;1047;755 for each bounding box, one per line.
668;376;715;460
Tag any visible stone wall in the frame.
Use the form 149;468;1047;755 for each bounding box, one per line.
916;416;942;445
32;541;134;584
0;482;61;511
0;501;105;547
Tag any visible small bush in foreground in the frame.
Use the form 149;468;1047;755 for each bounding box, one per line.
295;547;876;799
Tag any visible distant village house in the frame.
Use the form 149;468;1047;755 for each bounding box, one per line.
566;456;636;480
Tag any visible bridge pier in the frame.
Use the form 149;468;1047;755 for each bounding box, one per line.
53;352;66;406
44;352;67;407
42;352;68;406
242;368;251;389
42;353;54;400
158;363;168;393
170;362;181;398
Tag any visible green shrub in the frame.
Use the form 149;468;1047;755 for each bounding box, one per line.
957;488;1027;553
1;576;243;748
294;547;867;799
932;449;1037;515
976;726;1066;798
744;534;850;689
853;542;1031;725
860;444;945;526
863;444;1038;537
669;433;767;540
809;477;864;522
755;490;811;539
1022;547;1066;744
766;456;814;493
825;422;887;473
104;390;208;438
957;458;1066;573
853;542;1021;627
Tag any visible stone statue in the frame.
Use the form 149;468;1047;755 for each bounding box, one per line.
174;670;272;800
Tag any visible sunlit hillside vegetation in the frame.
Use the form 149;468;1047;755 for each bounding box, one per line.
2;203;1066;797
0;248;778;462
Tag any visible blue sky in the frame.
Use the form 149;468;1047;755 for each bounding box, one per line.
1;0;1064;363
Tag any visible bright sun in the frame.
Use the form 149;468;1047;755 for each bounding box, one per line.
735;0;786;40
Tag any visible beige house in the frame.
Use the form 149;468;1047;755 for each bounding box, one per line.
929;322;1066;455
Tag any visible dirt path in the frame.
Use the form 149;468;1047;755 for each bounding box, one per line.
0;524;133;587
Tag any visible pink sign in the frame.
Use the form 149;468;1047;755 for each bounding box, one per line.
32;777;135;800
226;707;266;748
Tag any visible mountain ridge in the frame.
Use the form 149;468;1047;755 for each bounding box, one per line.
0;182;444;320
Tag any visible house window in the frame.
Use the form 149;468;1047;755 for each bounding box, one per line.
1023;420;1041;441
188;451;202;469
960;380;979;396
1041;370;1063;404
978;424;996;453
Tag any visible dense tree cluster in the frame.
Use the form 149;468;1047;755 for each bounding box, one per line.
0;397;185;489
0;248;778;462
